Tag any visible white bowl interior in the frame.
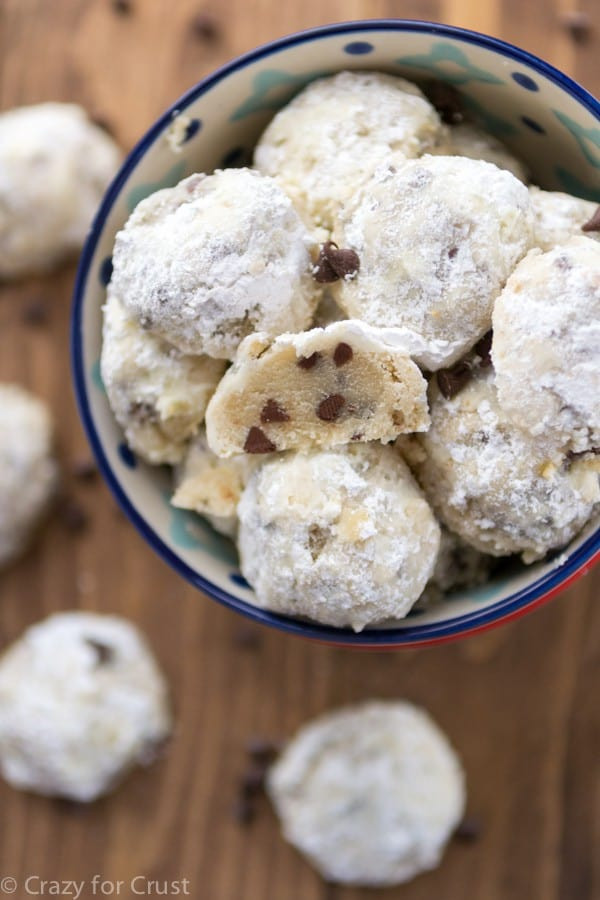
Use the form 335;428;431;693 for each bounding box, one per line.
75;23;600;639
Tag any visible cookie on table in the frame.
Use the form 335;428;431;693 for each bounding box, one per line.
101;290;225;465
110;169;319;360
528;186;600;250
205;320;430;458
437;122;529;182
332;155;534;370
254;70;448;231
402;367;599;562
172;428;264;537
0;103;121;279
0;384;58;569
267;701;465;887
492;238;600;456
237;444;440;631
0;612;172;802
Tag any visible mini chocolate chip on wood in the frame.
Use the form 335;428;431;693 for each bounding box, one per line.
454;814;484;842
111;0;133;14
560;10;592;42
190;11;220;41
71;457;98;482
582;205;600;233
22;297;49;326
244;426;277;454
85;638;114;666
333;342;353;366
297;351;321;370
313;241;360;283
260;399;290;423
437;360;473;399
59;498;90;534
317;393;346;422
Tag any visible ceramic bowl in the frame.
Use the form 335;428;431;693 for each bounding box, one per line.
72;19;600;647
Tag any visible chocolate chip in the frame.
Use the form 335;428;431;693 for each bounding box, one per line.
233;624;261;650
448;246;458;259
333;342;353;366
560;10;592;42
85;638;114;665
437;361;473;399
297;351;321;370
454;814;483;842
71;457;98;482
474;330;493;367
232;796;255;826
111;0;132;14
582;205;600;233
317;394;345;422
245;737;281;765
260;399;290;423
128;401;157;423
243;426;276;454
59;498;89;534
313;242;359;283
351;433;363;441
240;766;266;796
190;11;220;41
22;298;48;326
424;81;465;124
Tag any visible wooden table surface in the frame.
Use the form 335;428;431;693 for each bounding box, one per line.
1;1;599;898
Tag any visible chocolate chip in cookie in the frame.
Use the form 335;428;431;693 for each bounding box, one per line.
317;394;345;421
244;427;277;454
437;361;473;399
260;399;290;423
333;342;353;366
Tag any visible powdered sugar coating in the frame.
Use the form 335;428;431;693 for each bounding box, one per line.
492;238;600;455
0;612;172;802
0;103;121;279
254;71;447;231
403;369;599;561
110;169;319;359
101;291;225;465
172;428;263;537
436;123;529;182
0;384;58;568
333;156;534;369
238;444;440;631
529;187;600;251
267;700;465;886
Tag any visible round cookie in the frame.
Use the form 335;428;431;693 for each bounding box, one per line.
110;169;319;359
333;155;534;369
254;70;447;231
237;444;440;631
403;368;599;561
172;428;264;537
267;701;465;887
529;186;600;251
0;103;121;279
0;384;58;569
438;123;529;182
101;290;225;465
0;612;172;802
416;527;494;609
492;238;600;455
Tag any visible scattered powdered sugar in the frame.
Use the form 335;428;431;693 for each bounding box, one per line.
110;169;319;359
333;155;535;369
237;443;440;631
254;70;447;231
492;237;600;454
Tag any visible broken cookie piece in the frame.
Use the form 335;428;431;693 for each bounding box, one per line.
205;320;430;458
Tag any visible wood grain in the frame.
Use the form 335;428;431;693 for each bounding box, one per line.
0;2;599;899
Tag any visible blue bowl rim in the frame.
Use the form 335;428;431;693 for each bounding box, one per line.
71;18;600;647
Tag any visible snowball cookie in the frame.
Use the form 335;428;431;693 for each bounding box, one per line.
438;123;529;182
0;384;58;569
0;612;172;802
403;369;599;561
529;186;600;251
238;444;440;631
267;701;465;886
254;71;447;231
172;428;264;537
101;290;225;465
493;238;600;456
205;321;429;458
110;169;319;359
0;103;121;279
416;527;494;609
333;155;534;369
